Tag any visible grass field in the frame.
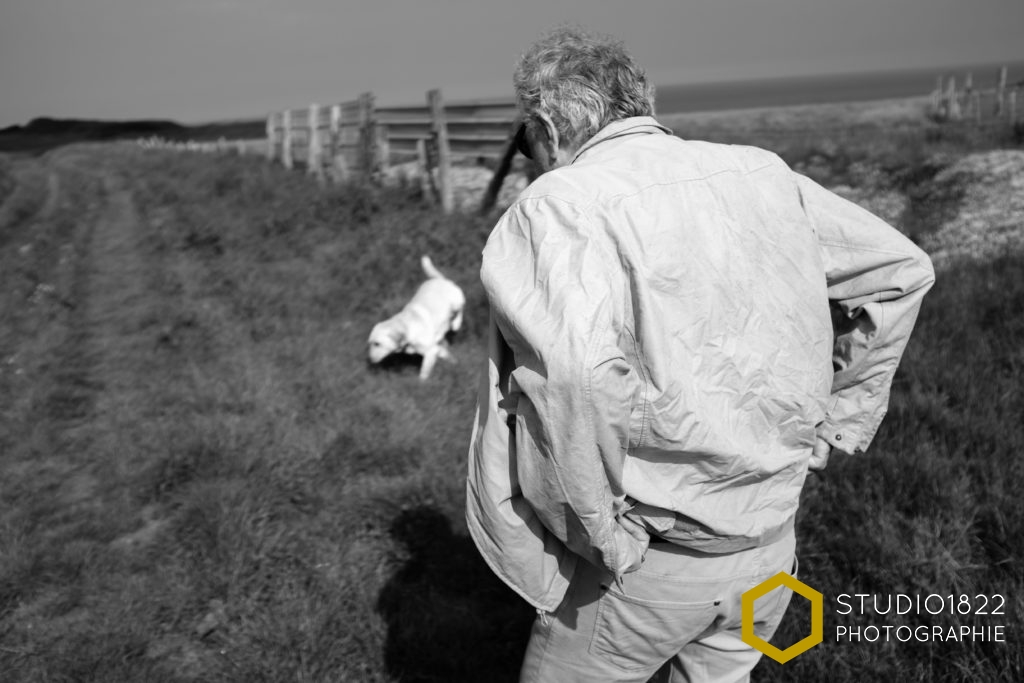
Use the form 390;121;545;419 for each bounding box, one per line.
0;103;1022;682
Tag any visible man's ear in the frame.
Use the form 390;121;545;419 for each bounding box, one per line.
531;111;561;168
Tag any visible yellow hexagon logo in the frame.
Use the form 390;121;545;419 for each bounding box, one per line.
741;572;823;664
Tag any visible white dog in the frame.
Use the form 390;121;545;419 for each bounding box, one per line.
367;255;466;380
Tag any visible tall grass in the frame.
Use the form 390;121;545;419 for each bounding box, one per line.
0;117;1021;682
758;253;1024;682
1;144;523;682
0;156;15;205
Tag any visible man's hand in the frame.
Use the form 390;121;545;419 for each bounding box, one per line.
612;514;650;575
809;437;832;473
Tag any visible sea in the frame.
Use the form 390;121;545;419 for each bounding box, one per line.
653;61;1024;114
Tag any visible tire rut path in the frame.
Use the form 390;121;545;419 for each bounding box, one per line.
39;167;158;517
0;159;166;644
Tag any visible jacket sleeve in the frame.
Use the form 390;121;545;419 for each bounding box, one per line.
480;196;646;576
796;174;936;455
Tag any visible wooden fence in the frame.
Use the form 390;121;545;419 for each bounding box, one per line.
261;66;1021;212
266;89;520;212
929;65;1021;124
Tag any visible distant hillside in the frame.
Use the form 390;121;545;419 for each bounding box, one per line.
0;117;265;154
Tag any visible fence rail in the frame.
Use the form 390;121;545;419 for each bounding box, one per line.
265;89;521;212
137;136;266;154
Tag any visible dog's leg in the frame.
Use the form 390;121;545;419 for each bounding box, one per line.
419;346;440;380
450;308;463;332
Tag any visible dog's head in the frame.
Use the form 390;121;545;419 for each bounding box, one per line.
367;320;405;364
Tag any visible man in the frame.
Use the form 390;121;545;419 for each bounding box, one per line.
465;27;934;683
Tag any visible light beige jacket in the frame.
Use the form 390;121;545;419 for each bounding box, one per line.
465;117;935;611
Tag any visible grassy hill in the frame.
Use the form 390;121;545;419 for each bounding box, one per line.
0;117;266;154
0;103;1022;681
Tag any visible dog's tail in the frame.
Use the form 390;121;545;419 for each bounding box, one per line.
421;255;445;279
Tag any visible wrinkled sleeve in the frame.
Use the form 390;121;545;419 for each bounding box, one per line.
796;174;935;455
480;196;644;576
464;311;576;610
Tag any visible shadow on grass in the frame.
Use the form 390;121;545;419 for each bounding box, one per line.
368;334;462;380
368;352;425;377
378;506;534;683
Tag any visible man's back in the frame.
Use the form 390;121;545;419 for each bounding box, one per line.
470;29;934;680
490;117;834;550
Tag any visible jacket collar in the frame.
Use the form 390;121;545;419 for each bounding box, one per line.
571;116;674;164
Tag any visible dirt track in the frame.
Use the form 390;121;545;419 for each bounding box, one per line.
0;149;174;663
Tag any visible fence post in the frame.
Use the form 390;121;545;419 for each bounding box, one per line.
356;92;375;178
375;124;390;177
944;76;961;121
1009;89;1018;123
931;76;943;114
282;109;293;169
963;72;974;119
427;88;453;213
328;104;340;181
308;103;322;179
995;66;1008;117
328;104;348;183
266;113;276;161
416;138;435;204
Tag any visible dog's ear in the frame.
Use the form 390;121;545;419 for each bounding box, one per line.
388;321;407;345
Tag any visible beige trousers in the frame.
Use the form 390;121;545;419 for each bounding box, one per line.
519;529;797;683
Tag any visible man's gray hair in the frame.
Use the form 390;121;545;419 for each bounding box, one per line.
513;26;656;149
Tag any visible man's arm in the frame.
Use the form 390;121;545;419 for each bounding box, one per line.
480;196;647;577
796;174;936;461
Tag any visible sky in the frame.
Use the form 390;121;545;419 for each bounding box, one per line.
1;0;1022;127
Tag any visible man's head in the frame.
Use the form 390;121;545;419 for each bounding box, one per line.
513;26;655;171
